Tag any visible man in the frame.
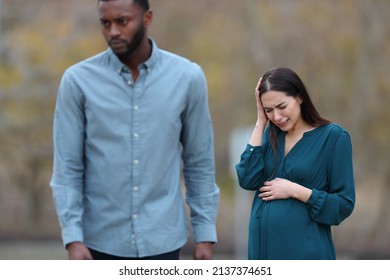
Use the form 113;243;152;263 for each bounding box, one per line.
50;0;219;260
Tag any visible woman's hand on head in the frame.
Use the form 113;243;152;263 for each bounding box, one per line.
255;76;268;126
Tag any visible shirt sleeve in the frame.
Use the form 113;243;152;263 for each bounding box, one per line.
180;64;220;244
306;128;356;226
50;69;85;247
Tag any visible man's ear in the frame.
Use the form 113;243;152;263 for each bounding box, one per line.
144;9;153;29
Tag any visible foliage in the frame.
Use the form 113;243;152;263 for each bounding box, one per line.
1;0;389;256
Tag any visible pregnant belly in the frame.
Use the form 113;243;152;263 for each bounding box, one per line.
266;199;312;237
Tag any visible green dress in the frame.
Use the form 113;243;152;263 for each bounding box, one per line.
235;123;355;259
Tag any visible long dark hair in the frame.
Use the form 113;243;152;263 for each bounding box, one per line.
258;67;331;163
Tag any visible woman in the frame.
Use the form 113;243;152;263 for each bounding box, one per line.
235;67;355;259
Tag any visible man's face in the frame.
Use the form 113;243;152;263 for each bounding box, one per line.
98;0;150;57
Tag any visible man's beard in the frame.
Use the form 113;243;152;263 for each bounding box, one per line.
109;21;146;59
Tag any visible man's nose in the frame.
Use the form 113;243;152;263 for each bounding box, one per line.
108;24;120;37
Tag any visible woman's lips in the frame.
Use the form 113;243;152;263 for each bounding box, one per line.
276;120;288;128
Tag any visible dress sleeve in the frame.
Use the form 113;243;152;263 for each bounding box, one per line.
235;144;266;191
306;128;356;226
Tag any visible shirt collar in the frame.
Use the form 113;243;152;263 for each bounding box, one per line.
106;37;160;74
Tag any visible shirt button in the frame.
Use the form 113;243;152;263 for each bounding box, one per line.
133;133;139;138
134;105;139;111
127;80;132;85
134;160;139;165
133;186;139;192
132;214;138;219
250;148;254;151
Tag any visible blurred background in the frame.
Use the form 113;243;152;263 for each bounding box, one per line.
0;0;389;259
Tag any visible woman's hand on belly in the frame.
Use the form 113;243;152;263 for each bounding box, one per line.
259;178;312;203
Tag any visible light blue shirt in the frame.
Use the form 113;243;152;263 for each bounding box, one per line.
50;39;219;258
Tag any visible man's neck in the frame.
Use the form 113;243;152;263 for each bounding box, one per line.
120;39;152;81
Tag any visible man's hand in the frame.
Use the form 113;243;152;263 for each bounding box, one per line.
193;242;213;260
66;242;93;260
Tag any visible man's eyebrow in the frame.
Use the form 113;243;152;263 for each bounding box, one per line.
100;15;131;21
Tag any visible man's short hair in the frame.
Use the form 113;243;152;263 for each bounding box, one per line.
98;0;150;11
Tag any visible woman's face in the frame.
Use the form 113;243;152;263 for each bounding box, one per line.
261;90;304;132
